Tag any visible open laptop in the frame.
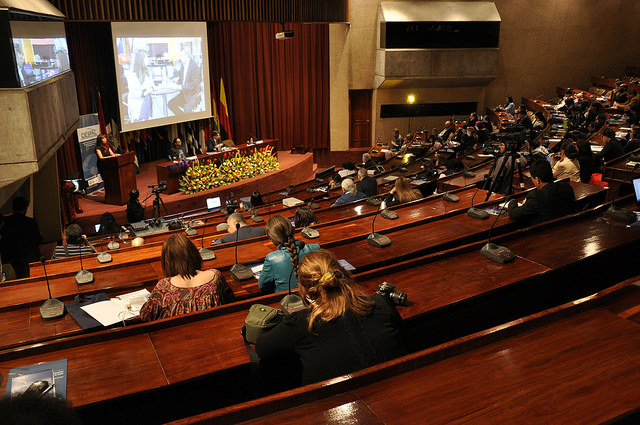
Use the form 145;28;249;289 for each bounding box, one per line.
633;178;640;204
206;196;222;212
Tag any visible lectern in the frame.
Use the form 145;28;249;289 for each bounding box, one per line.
101;151;136;205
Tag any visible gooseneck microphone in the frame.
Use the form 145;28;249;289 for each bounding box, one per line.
367;203;392;248
96;235;113;263
468;176;490;219
605;163;640;223
75;236;94;284
40;257;65;319
230;223;254;281
480;200;515;264
198;218;216;261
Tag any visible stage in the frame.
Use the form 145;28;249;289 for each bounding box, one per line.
73;151;315;234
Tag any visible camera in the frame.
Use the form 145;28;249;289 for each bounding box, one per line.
376;282;407;306
148;180;168;194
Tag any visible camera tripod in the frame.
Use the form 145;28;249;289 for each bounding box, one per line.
143;190;168;227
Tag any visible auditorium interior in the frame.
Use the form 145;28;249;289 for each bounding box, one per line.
1;0;640;423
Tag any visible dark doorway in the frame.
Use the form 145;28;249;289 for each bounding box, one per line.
350;89;372;148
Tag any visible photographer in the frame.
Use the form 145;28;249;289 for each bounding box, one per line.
126;188;146;223
256;249;408;385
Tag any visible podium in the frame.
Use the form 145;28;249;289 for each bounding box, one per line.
101;151;136;205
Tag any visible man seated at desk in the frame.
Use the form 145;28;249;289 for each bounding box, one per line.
507;159;575;226
169;137;187;160
168;47;202;115
211;213;266;245
206;131;225;152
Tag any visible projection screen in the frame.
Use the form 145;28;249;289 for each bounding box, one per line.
111;22;211;132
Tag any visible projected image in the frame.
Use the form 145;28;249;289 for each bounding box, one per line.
115;36;205;126
13;37;70;87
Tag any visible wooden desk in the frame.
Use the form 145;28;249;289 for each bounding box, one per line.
156;139;278;194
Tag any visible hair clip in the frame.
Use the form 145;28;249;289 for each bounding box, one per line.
319;271;335;284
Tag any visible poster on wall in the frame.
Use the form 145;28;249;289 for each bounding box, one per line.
76;114;103;194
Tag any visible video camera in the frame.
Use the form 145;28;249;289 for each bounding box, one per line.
148;180;168;195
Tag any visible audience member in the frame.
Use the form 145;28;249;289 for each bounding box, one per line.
390;128;404;151
551;140;581;182
438;120;455;141
140;233;233;321
211;212;266;245
468;112;479;128
624;125;640;153
532;111;548;131
97;212;120;235
507;159;575;225
294;206;319;228
504;96;516;116
256;249;408;385
331;179;366;206
52;224;95;259
460;126;480;151
594;128;624;163
328;173;343;190
355;167;377;197
360;152;376;170
258;215;320;293
576;138;595;183
516;107;533;130
126;188;145;223
385;177;421;207
0;196;41;278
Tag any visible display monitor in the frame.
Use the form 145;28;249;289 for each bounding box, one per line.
111;22;212;132
11;21;70;87
633;177;640;203
206;196;221;211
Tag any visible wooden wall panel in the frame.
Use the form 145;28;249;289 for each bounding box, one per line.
49;0;348;23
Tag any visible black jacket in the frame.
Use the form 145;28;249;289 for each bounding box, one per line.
508;181;575;225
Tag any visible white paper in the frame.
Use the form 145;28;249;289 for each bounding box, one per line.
80;289;150;326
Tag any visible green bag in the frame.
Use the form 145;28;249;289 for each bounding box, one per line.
243;304;283;344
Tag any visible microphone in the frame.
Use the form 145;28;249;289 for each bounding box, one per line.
75;236;94;284
39;257;64;319
367;202;393;247
307;196;320;210
468;176;490;219
185;220;198;236
198;218;216;261
96;234;113;263
107;232;120;250
251;207;264;223
480;200;516;263
280;240;306;317
119;226;129;240
605;163;640;223
230;223;254;281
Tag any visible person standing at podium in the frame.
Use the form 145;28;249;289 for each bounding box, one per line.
95;133;120;189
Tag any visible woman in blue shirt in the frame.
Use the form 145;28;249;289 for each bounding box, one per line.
258;215;320;293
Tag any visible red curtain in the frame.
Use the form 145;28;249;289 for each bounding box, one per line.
208;22;329;151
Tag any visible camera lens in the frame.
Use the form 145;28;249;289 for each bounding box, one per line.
389;290;407;306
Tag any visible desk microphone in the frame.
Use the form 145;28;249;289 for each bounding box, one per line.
280;259;306;317
308;196;320;210
480;201;516;264
251;207;264;223
230;223;254;281
96;235;112;263
468;176;490;220
199;218;216;261
107;232;120;250
119;226;130;240
368;203;393;248
39;257;64;319
75;236;94;284
185;220;198;236
605;162;640;223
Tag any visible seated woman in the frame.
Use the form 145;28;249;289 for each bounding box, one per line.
140;233;234;321
552;140;581;182
331;179;366;207
258;215;320;293
384;177;421;207
98;212;120;235
256;249;408;385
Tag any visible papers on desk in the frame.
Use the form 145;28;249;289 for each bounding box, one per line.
283;197;304;207
383;175;399;182
186;155;198;161
615;132;627;139
485;200;519;216
591;145;604;153
410;179;428;186
80;289;150;327
626;161;640;167
338;259;355;270
250;263;264;278
478;154;495;158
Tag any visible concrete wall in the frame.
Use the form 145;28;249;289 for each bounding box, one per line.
329;0;640;150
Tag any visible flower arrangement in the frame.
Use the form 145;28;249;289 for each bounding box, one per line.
179;146;279;194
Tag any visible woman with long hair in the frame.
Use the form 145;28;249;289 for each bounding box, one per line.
140;233;233;321
385;177;422;207
128;49;153;121
552;140;581;182
256;249;408;384
258;215;320;293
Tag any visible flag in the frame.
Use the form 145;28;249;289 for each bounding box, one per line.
219;78;232;141
211;80;220;134
97;88;107;135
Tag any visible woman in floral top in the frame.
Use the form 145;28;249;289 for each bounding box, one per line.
140;233;234;321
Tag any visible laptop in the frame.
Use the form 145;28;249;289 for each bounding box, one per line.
206;196;222;211
633;178;640;204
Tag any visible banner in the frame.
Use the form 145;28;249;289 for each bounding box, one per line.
77;114;103;194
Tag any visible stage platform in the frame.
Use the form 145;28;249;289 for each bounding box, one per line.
73;151;315;234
